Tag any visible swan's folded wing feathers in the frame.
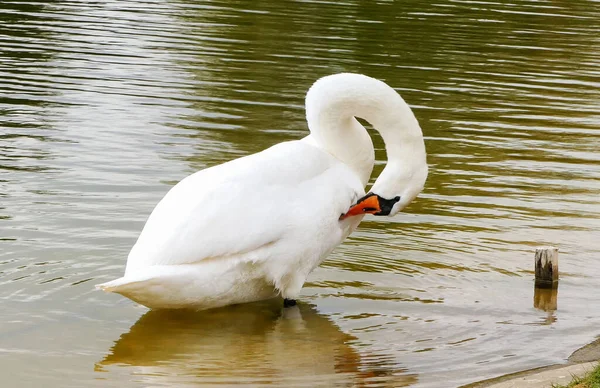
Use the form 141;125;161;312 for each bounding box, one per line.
124;141;336;270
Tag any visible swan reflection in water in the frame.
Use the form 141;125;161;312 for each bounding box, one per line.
98;300;417;386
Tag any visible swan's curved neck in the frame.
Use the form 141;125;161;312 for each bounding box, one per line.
305;73;426;189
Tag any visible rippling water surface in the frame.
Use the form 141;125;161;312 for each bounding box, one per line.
2;1;600;387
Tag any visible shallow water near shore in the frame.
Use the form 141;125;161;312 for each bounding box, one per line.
2;0;600;387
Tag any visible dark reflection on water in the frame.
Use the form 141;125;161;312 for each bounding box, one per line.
99;300;417;387
1;0;600;387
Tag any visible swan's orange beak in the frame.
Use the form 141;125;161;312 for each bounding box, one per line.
339;195;381;220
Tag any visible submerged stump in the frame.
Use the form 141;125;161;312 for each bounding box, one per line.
534;247;559;289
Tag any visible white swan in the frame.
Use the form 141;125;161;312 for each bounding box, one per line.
97;73;428;310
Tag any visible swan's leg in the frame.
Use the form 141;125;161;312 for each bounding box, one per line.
279;271;305;307
283;298;297;307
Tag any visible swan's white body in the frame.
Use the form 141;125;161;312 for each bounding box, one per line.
97;73;428;310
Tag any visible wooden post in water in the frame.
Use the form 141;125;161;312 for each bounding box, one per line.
534;287;558;312
534;247;559;289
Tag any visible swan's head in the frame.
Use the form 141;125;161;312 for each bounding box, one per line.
340;160;428;219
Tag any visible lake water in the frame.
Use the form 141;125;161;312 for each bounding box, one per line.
2;0;600;387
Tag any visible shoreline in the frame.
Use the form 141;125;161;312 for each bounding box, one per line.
462;337;600;388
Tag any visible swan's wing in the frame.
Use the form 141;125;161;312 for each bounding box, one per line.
124;140;343;271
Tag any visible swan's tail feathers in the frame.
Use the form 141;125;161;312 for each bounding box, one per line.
95;273;163;308
96;266;165;294
94;264;278;310
94;266;201;308
96;277;135;293
95;273;155;294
